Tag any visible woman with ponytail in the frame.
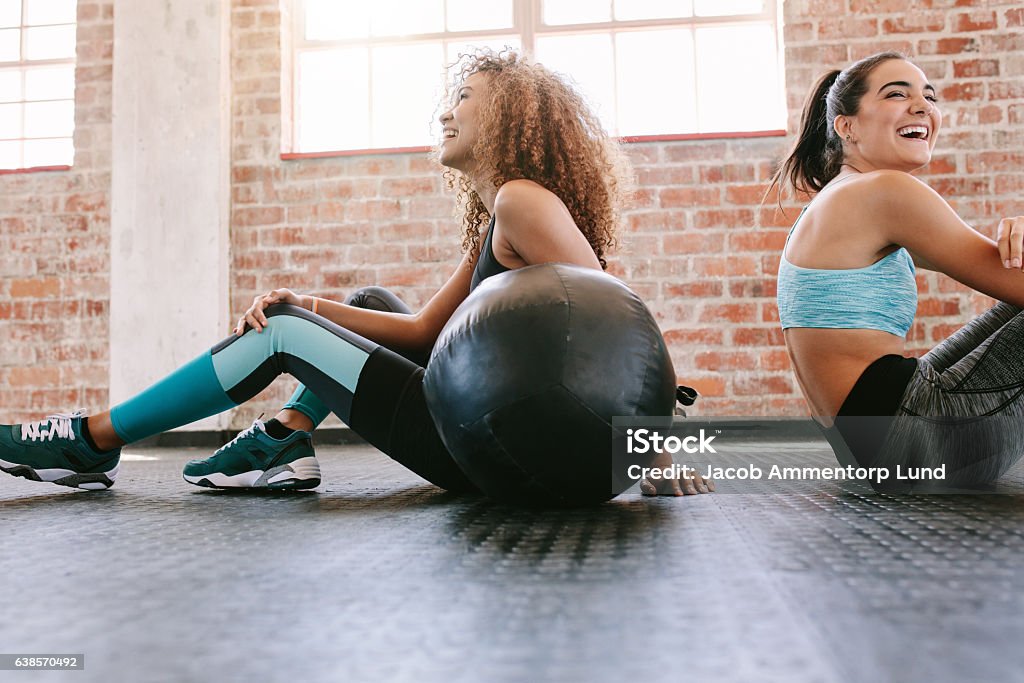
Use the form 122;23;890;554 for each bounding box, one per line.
769;52;1024;489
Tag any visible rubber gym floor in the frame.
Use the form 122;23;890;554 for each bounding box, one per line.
2;434;1023;683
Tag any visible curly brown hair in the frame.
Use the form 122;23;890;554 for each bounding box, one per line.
438;49;633;269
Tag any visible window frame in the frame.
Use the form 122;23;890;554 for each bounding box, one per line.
0;0;76;174
282;0;786;159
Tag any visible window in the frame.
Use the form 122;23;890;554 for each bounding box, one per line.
288;0;784;155
0;0;77;170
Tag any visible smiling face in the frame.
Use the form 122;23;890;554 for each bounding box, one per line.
437;71;490;175
835;58;942;173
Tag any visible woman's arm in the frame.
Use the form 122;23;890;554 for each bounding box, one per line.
493;179;602;270
244;179;598;352
312;251;475;354
864;171;1024;306
239;250;476;356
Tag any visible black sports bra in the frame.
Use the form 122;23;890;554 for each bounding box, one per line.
470;216;512;292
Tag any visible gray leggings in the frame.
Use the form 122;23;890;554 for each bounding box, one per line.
830;302;1024;488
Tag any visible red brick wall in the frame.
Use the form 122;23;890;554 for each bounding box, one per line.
0;1;112;424
229;0;1024;422
1;0;1022;426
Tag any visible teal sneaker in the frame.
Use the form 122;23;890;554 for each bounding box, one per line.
182;419;320;490
0;412;121;490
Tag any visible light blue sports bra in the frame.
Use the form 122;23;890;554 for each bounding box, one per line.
777;208;918;337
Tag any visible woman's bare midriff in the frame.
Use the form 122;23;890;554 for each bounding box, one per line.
784;327;907;426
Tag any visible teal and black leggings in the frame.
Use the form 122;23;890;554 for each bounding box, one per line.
108;288;479;493
278;287;429;427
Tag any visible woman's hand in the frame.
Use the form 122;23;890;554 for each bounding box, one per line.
997;216;1024;270
639;450;715;496
234;288;304;335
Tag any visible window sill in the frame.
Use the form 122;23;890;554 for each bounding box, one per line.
281;146;432;160
0;165;72;175
279;130;787;160
620;130;786;143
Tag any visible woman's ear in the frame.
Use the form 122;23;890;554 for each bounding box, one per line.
833;115;849;140
834;115;855;144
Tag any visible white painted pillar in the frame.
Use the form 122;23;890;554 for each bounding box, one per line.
110;0;231;433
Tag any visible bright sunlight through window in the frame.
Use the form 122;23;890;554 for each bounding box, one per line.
0;0;76;170
290;0;784;154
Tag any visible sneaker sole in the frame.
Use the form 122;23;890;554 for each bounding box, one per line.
182;456;321;490
0;458;118;490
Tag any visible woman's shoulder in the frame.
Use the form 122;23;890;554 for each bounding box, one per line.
814;170;936;221
493;179;571;227
829;169;932;203
494;179;561;208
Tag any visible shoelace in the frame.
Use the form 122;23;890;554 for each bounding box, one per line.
21;411;82;443
214;419;266;455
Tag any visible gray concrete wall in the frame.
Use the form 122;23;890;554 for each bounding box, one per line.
110;0;231;432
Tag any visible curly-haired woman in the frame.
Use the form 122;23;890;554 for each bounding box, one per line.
1;50;709;498
773;51;1024;489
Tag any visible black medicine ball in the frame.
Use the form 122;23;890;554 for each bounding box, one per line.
423;263;675;507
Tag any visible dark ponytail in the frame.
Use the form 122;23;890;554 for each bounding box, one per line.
767;51;907;203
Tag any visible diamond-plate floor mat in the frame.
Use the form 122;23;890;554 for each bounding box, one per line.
2;438;1024;683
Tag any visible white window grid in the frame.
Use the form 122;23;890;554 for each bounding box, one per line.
286;0;786;155
0;0;76;170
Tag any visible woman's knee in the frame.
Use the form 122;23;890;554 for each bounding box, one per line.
344;287;412;314
263;302;312;321
232;303;313;338
261;301;379;357
251;304;328;349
